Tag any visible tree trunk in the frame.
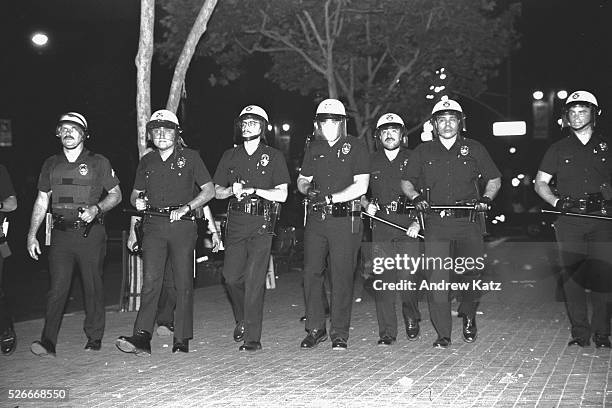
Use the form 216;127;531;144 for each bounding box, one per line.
166;0;219;113
136;0;155;159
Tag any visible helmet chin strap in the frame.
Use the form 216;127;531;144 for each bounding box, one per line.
242;133;261;142
570;121;593;132
382;143;400;151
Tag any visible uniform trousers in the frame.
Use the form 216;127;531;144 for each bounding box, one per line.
0;256;12;333
303;215;362;340
135;219;196;340
222;211;273;343
42;224;106;345
554;216;612;339
372;215;422;339
423;217;483;339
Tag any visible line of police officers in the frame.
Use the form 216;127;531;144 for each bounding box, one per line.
5;89;609;359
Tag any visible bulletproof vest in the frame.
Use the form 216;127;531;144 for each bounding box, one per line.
50;153;96;220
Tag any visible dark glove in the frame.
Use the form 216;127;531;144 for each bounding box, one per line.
411;195;430;212
475;196;492;212
306;186;326;206
555;197;573;213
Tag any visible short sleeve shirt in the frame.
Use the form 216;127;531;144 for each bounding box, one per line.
0;164;15;201
370;148;412;204
38;149;119;200
300;135;370;195
134;147;211;207
402;136;500;204
538;133;612;197
213;143;290;198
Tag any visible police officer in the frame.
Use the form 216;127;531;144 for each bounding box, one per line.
361;113;422;346
214;105;289;352
27;112;122;357
401;100;501;348
116;109;214;355
535;91;612;348
0;164;17;356
298;99;370;350
127;205;221;337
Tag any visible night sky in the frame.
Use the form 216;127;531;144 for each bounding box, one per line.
1;0;611;229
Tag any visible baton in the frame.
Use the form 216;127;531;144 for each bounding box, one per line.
541;209;612;221
361;212;424;239
123;208;197;221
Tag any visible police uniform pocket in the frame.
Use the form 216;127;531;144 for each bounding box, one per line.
423;159;439;183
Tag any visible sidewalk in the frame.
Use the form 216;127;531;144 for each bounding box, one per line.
2;262;611;407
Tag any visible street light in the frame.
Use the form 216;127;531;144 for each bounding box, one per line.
532;91;544;100
556;90;568;100
281;123;290;132
31;32;49;47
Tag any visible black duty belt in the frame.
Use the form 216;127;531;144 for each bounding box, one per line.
147;206;181;214
567;193;611;214
230;199;277;216
53;218;101;231
377;197;415;215
309;200;361;217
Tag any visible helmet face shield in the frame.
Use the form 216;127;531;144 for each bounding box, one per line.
314;99;347;142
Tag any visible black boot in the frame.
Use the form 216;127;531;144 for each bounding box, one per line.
116;330;152;356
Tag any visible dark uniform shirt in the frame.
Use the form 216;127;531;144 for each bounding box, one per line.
402;135;500;204
134;147;211;208
213;143;290;198
0;164;15;203
38;149;119;219
0;164;15;225
370;148;412;204
300;135;370;195
538;133;612;197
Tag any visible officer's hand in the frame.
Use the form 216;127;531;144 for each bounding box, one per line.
406;221;421;239
233;182;246;200
135;198;147;211
475;196;492;212
555;197;573;213
78;206;98;223
412;195;430;212
211;232;222;253
170;205;190;223
27;237;41;261
366;203;378;216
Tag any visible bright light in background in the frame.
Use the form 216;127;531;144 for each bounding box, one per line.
493;121;526;136
267;124;273;132
556;90;567;99
426;95;434;99
532;91;544;100
517;173;525;180
511;178;520;187
557;118;563;126
281;123;290;132
440;95;449;101
509;147;517;154
31;32;49;47
440;73;447;80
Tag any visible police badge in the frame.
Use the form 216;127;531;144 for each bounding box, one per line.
342;143;351;155
460;145;469;156
400;158;409;172
260;153;270;167
599;142;608;152
177;156;186;169
79;163;88;176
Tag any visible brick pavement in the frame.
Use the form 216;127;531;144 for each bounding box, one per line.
1;255;611;408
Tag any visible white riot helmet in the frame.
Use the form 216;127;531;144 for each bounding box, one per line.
314;98;347;142
146;109;186;146
56;111;88;138
563;91;601;129
147;110;181;132
430;99;466;134
236;104;269;142
375;113;405;150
